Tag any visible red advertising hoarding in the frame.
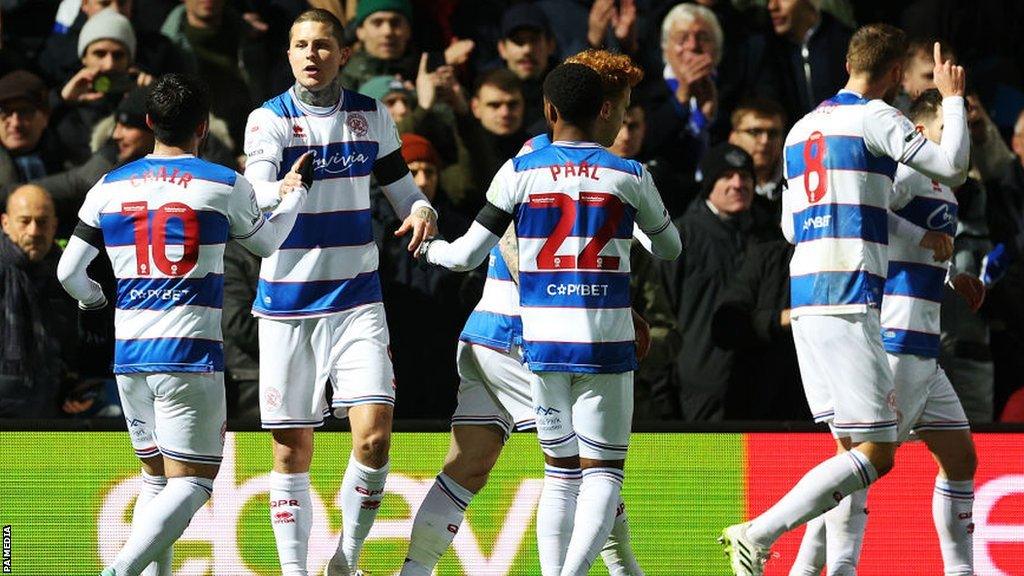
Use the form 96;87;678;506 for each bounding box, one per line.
747;433;1024;575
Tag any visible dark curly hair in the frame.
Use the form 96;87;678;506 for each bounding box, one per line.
542;63;604;128
146;73;209;148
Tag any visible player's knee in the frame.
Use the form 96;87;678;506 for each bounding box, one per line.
443;462;491;494
962;442;979;478
271;428;313;470
942;441;978;481
354;430;391;468
859;442;896;477
444;447;499;493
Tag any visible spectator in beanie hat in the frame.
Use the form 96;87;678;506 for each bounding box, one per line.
359;74;459;167
341;0;418;89
360;75;417;125
399;132;442;201
53;8;153;168
659;142;765;421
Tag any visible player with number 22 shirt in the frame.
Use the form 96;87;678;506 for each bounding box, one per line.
421;62;680;576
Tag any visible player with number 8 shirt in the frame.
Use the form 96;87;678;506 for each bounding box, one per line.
719;26;970;576
57;73;309;576
421;61;680;576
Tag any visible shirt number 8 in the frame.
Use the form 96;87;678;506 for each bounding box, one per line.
803;131;828;203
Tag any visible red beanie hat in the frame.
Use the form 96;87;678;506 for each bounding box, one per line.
400;133;441;167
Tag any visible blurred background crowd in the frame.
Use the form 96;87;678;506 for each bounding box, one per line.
2;0;1024;424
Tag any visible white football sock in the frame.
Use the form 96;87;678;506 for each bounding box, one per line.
537;465;581;576
270;471;312;576
748;450;877;547
135;471;172;576
824;488;868;576
600;497;643;576
933;477;974;576
560;467;624;576
400;473;474;575
332;452;389;571
789;516;825;576
111;476;212;576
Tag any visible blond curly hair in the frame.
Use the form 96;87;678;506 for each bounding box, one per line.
563;49;644;98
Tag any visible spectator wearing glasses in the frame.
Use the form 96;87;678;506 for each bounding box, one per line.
727;98;787;236
0;71;59;189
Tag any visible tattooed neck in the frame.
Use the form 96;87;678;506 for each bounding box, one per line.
294;78;343;107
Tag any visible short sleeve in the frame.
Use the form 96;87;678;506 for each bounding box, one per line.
484;160;517;213
375;100;402;159
634;167;672;235
862;101;927;164
226;175;265;239
76;178;108;228
244;108;287;169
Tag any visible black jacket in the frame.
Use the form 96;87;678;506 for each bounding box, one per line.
712;239;809;420
0;238;78;417
659;200;760;420
371;187;475;418
755;12;853;128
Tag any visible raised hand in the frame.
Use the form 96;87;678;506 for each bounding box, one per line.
444;37;475;66
932;41;965;98
61;67;104;104
416;53;438;110
612;0;638;52
417;53;458;111
588;0;616;48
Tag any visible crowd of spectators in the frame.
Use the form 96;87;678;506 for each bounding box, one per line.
2;0;1024;423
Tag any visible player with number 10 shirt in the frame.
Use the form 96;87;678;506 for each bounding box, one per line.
57;73;308;576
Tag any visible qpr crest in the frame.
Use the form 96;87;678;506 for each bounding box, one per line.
347;113;369;137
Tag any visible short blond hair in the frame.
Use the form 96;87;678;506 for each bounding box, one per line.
563;49;644;98
847;23;908;80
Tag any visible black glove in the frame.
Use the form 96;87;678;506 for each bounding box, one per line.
297;151;314;189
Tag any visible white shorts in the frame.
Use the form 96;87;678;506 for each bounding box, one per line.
451;342;536;440
117;372;226;465
259;303;395;428
531;371;633;460
891;354;970;442
793;311;897;442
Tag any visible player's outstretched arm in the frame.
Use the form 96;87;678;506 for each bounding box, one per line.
57;227;106;310
232;157;310;258
376;150;439;254
421;203;510;271
872;44;969;187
